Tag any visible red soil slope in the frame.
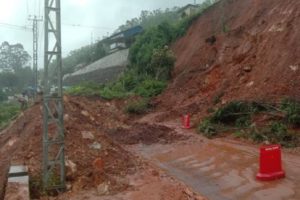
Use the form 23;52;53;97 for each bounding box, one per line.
157;0;300;120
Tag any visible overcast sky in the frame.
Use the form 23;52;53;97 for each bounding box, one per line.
0;0;203;67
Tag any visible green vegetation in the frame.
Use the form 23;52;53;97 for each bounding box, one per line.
0;41;34;94
280;99;300;126
211;101;254;125
134;79;167;98
0;102;20;130
197;118;217;138
67;77;167;101
66;82;104;96
198;100;300;147
63;0;218;80
67;1;219;116
124;98;150;114
0;90;7;102
30;173;62;199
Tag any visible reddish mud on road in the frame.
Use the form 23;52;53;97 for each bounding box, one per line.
1;97;206;200
122;118;300;200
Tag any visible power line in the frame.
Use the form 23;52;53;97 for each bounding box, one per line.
26;0;29;16
0;22;32;31
38;0;41;17
62;23;114;30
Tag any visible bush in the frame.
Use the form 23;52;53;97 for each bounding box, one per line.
118;69;140;91
124;98;150;114
66;82;104;96
211;101;257;125
150;47;176;80
280;99;300;126
197;118;218;138
240;122;299;147
0;102;20;129
235;116;251;128
135;79;167;97
269;122;298;147
129;23;176;75
0;90;7;102
249;129;267;143
99;82;130;100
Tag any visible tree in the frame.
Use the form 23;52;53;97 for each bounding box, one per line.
150;46;176;80
0;90;7;102
0;72;19;88
0;41;31;72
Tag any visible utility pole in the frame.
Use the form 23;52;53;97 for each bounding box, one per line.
28;15;43;95
43;0;65;191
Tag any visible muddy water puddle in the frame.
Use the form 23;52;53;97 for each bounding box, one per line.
128;122;300;200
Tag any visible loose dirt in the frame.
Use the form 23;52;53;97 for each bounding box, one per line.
156;0;300;121
125;119;300;200
108;123;189;145
3;0;300;199
1;97;204;200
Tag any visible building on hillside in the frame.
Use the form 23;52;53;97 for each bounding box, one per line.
178;4;200;19
102;26;143;54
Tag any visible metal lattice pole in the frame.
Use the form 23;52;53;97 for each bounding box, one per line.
42;0;65;190
28;15;43;95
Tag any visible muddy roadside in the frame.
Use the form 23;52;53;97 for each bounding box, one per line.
2;96;206;200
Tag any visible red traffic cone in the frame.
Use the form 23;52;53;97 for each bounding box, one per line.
256;144;285;181
182;114;191;129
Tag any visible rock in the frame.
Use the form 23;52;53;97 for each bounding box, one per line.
81;110;90;117
221;99;227;105
289;65;299;72
96;182;109;196
246;81;254;87
89;142;102;150
81;131;95;140
64;114;70;121
65;159;77;174
8;138;17;147
66;183;72;190
184;188;194;197
243;66;252;72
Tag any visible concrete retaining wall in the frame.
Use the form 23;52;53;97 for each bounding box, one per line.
64;49;129;86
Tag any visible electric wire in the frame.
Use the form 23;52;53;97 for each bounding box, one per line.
62;23;114;30
0;22;32;31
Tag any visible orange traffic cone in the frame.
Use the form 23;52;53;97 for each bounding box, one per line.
182;114;191;129
256;144;285;181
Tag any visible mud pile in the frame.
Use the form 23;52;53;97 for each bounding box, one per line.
3;96;194;199
108;123;189;145
9;97;139;198
156;0;300;120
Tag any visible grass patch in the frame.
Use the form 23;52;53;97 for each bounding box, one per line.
210;101;262;125
124;98;150;114
67;74;167;101
197;100;300;147
197;118;218;138
134;79;167;98
280;99;300;126
66;82;104;96
0;102;20;130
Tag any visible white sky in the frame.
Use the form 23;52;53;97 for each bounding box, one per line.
0;0;203;68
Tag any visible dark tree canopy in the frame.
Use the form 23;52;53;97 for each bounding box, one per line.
0;41;33;93
0;41;31;72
